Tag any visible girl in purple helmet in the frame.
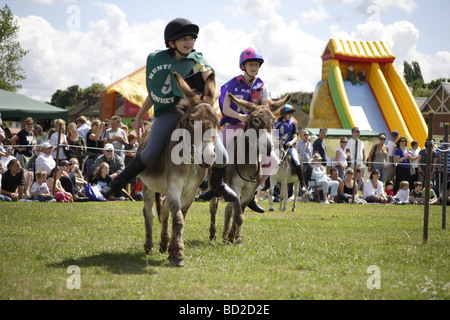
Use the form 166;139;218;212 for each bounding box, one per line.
199;47;279;212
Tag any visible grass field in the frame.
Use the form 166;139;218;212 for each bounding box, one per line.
0;200;449;300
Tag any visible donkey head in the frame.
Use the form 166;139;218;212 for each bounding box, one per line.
172;71;220;167
228;93;291;156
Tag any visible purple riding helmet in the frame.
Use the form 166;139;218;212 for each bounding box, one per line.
239;47;264;70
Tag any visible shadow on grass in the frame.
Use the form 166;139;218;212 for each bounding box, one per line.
48;251;168;274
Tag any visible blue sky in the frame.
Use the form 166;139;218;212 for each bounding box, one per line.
3;0;450;102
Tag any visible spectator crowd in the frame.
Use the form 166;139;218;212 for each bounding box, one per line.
1;114;449;206
0;115;150;202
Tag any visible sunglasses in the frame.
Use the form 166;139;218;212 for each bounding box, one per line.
347;172;354;175
379;137;386;140
400;140;407;143
341;141;348;143
105;150;113;152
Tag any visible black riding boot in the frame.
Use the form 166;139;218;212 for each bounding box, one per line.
101;155;147;199
198;166;237;202
294;163;306;190
247;197;264;213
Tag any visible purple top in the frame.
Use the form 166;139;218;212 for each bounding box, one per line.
219;75;264;126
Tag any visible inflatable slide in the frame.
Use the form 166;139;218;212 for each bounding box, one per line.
309;39;427;146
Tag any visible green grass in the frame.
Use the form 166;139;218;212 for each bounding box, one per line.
0;200;449;300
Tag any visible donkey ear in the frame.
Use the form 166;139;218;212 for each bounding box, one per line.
202;72;216;105
269;94;291;114
173;71;199;105
228;93;259;114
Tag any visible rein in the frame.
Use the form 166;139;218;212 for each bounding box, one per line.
232;135;261;183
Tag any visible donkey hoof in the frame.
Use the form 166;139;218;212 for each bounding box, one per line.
168;255;185;267
143;244;154;255
269;208;274;212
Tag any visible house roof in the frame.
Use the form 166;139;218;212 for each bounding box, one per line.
420;82;450;114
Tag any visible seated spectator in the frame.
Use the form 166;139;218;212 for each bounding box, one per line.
59;159;87;201
338;168;358;203
35;142;56;176
29;171;55;202
363;169;393;203
423;182;439;205
443;181;450;205
68;157;87;194
1;145;16;168
310;154;339;204
329;167;343;202
385;180;395;197
1;159;25;201
90;162;112;189
393;180;410;204
92;143;125;182
410;181;424;204
46;166;73;202
355;167;364;194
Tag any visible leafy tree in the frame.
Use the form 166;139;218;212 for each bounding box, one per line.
51;85;80;109
403;61;424;85
82;83;105;100
0;4;28;92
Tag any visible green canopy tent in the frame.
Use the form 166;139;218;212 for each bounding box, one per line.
0;89;68;123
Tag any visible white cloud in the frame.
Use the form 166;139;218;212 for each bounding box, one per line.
225;0;281;20
16;4;166;102
300;6;330;24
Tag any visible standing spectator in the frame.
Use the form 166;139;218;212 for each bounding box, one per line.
33;124;45;145
67;122;86;168
417;141;438;184
409;140;420;188
92;143;125;181
50;119;69;163
1;159;25;201
104;115;128;158
124;132;138;167
313;128;327;167
367;133;388;183
8;117;34;168
35;142;56;176
84;119;105;179
437;139;450;196
29;171;55;202
346;127;365;176
335;137;349;179
386;130;399;184
76;116;91;142
393;136;412;193
363;169;392;203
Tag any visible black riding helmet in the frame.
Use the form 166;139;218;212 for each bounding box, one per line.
164;18;199;48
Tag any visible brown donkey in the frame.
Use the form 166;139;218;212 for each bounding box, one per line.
209;93;291;243
138;71;219;267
